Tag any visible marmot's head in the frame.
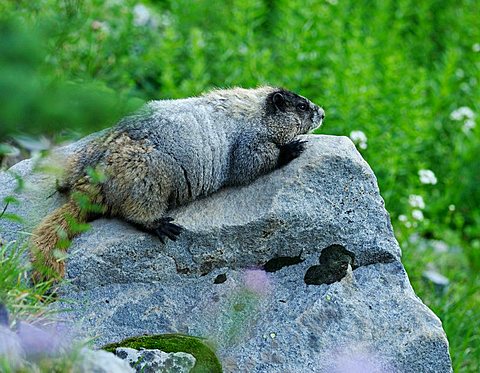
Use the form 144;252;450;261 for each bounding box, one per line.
205;86;324;144
264;88;325;145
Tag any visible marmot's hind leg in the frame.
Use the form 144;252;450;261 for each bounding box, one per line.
154;217;183;243
100;133;188;242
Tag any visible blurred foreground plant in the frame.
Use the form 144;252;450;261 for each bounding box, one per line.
0;15;142;141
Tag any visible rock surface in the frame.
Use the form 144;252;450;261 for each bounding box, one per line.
0;135;452;372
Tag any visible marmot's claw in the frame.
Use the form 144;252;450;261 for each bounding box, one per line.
278;139;308;167
154;217;183;243
288;139;308;156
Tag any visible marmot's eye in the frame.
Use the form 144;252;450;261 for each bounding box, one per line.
297;103;307;111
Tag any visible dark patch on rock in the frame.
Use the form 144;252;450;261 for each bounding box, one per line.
319;244;355;266
214;273;227;284
304;244;355;285
200;259;227;276
263;255;303;272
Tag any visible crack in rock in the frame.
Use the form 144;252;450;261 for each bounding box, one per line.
263;254;303;272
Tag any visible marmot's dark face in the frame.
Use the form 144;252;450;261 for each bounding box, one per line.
265;89;325;145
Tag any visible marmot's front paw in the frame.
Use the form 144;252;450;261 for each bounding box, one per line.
277;139;307;167
153;217;183;244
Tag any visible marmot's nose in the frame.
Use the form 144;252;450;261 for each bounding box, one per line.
317;107;325;120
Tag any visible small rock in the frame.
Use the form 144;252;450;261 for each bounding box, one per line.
77;348;134;373
115;347;196;373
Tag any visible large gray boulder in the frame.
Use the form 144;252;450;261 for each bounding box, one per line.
0;135;452;372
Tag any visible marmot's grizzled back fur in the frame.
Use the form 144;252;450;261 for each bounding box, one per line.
31;86;325;281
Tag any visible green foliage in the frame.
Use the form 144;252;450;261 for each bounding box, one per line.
103;334;222;373
0;0;479;370
0;241;56;322
0;355;78;373
398;229;480;372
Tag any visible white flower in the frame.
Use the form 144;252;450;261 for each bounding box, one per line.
431;240;448;253
460;82;471;93
419;169;437;185
463;118;476;133
412;209;424;221
448;204;455;211
350;130;367;142
398;214;408;222
409;233;420;243
326;0;338;4
473;43;480;53
238;44;248;55
159;13;173;27
349;130;367;150
450;106;475;121
133;4;151;27
450;107;476;134
408;195;425;209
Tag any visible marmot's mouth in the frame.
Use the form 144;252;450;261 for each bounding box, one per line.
308;117;324;133
309;107;325;132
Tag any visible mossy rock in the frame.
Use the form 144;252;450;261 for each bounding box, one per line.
103;334;222;373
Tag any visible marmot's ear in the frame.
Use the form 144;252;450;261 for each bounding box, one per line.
273;92;286;112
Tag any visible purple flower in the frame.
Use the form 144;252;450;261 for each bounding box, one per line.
16;321;72;360
332;348;389;373
0;325;24;363
244;269;271;295
0;304;73;365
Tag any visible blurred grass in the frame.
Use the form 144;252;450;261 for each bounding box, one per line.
0;0;479;371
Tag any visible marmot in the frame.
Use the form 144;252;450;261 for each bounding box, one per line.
31;86;325;281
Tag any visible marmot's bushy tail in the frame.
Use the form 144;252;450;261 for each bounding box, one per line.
30;183;104;283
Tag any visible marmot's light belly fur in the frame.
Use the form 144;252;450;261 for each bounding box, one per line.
31;86;325;281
